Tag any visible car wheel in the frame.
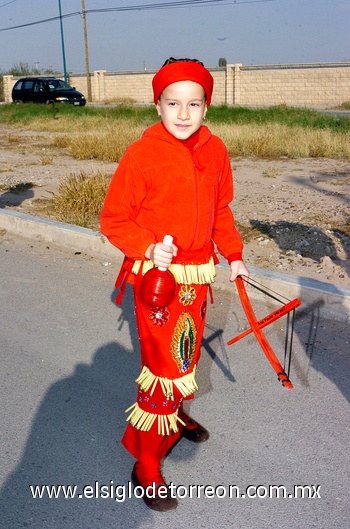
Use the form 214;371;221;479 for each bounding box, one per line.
46;100;55;105
13;100;23;104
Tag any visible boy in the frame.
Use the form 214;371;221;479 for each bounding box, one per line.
100;58;249;511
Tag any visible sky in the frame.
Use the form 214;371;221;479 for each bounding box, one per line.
0;0;349;74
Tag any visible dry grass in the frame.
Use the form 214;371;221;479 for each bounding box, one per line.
40;155;53;165
48;170;111;228
337;101;350;110
52;122;145;163
209;122;350;159
0;163;14;173
6;109;349;162
262;167;281;178
6;134;20;143
46;120;350;162
103;97;137;104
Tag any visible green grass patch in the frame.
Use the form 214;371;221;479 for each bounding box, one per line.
0;103;157;125
207;104;350;132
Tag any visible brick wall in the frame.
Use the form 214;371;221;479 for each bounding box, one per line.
3;62;350;108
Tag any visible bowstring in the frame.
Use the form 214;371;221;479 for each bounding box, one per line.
284;309;296;380
239;275;297;381
239;275;291;304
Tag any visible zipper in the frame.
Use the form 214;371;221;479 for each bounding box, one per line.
183;142;200;247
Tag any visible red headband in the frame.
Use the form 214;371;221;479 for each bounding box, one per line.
152;62;214;106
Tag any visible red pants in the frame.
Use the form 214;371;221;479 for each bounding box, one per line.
121;273;209;464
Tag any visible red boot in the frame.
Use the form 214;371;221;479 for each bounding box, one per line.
181;410;210;443
131;461;178;512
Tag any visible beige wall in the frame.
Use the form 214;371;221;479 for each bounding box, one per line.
237;64;350;107
3;62;350;108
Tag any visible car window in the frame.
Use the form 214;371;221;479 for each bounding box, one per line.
49;80;72;90
22;81;34;91
34;81;46;92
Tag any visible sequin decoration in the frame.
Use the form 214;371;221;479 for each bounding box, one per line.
179;285;197;306
171;311;197;373
149;307;170;326
200;299;207;319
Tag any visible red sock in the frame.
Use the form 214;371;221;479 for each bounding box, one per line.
134;461;164;488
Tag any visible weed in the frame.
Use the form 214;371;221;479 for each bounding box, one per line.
0;164;14;173
48;170;111;228
262;168;281;178
6;134;20;143
40;155;53;165
337;101;350;111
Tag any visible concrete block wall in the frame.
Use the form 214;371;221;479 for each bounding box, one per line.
105;71;155;103
3;63;350;108
2;75;13;102
237;64;350;107
67;74;89;99
68;68;228;105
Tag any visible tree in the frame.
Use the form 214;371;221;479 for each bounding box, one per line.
8;62;32;76
218;57;227;67
5;63;60;78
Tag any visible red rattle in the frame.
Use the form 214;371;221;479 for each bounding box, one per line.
139;235;177;309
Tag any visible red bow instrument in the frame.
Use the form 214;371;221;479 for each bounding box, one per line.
227;276;301;389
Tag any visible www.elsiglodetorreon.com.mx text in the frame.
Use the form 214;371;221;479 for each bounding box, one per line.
29;481;321;502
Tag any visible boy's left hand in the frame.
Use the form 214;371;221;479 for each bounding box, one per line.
229;260;250;282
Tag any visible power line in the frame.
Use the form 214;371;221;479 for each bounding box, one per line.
0;0;17;8
0;0;275;32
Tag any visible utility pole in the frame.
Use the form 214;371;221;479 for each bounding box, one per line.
58;0;67;83
81;0;92;102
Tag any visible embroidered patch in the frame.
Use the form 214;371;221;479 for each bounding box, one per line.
179;285;197;306
149;307;170;326
171;311;197;373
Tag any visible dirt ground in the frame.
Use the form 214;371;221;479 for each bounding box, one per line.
0;124;349;288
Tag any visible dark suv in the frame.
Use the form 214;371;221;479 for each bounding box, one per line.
12;77;86;106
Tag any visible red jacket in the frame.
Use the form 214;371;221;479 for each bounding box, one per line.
100;122;243;264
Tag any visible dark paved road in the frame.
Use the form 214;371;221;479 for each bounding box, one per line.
1;234;349;528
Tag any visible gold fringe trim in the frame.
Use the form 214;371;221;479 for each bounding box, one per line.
135;365;198;400
125;402;186;435
132;257;216;285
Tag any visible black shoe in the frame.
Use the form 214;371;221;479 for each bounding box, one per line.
182;418;210;443
131;464;178;512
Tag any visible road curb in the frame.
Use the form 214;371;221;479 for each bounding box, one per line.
1;209;349;322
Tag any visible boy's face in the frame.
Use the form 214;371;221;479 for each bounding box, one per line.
156;80;207;140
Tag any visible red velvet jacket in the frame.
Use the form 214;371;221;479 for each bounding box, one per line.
100;122;243;264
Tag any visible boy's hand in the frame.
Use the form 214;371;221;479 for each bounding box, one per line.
145;241;178;269
229;260;250;283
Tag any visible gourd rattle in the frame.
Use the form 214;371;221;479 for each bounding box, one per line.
139;235;176;308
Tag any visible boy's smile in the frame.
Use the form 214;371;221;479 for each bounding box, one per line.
156;80;207;140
